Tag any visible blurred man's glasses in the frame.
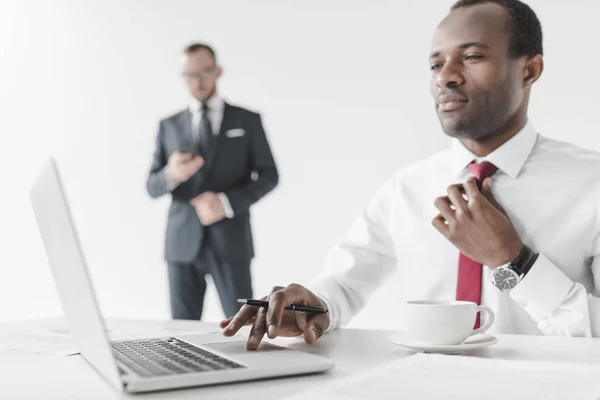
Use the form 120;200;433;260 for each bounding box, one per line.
182;67;217;82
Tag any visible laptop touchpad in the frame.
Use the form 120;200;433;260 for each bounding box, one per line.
203;341;286;356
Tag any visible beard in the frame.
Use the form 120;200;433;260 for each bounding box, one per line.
439;84;516;141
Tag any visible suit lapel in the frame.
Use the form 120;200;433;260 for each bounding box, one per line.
175;109;194;151
174;108;205;192
203;102;233;172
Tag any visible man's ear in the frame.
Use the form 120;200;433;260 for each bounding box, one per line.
523;55;543;88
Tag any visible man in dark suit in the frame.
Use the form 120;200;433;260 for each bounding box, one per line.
147;43;279;320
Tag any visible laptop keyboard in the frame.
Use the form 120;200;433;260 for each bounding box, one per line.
111;337;244;377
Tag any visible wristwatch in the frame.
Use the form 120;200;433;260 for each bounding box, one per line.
491;245;539;292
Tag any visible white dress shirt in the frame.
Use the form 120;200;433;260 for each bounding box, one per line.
164;94;233;218
311;121;600;337
188;94;224;141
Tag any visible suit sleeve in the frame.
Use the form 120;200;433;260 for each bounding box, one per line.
146;120;171;198
223;113;279;214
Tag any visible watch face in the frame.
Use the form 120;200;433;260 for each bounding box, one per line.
493;268;520;290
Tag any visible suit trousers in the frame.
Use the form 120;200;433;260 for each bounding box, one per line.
167;236;252;320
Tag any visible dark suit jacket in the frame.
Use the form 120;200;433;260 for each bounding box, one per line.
147;102;279;263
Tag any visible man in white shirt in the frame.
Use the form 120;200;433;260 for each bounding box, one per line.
147;43;279;320
221;0;600;348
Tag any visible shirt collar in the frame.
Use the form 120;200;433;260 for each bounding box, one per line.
189;94;224;114
451;120;538;179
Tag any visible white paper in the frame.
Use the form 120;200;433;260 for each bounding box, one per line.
0;319;219;357
286;353;600;400
0;337;79;356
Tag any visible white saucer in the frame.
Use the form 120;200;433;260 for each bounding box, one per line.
388;331;499;355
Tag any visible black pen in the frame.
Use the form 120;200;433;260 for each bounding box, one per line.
237;299;328;314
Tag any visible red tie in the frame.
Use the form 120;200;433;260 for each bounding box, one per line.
456;161;498;328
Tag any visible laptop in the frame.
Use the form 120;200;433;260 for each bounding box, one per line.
29;158;334;393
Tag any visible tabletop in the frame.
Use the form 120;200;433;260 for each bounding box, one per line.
1;318;600;399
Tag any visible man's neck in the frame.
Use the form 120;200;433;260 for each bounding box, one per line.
191;92;220;112
459;113;528;157
195;89;218;105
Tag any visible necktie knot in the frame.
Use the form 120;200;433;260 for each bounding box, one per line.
201;102;210;112
467;161;497;182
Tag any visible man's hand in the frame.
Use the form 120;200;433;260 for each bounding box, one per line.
191;191;226;226
432;177;523;267
165;152;204;183
219;284;331;350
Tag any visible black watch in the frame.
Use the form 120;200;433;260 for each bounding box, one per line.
491;245;539;292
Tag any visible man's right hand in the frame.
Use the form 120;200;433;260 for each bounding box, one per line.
219;284;330;350
165;152;204;183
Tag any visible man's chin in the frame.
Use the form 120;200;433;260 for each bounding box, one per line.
194;90;215;102
438;118;463;138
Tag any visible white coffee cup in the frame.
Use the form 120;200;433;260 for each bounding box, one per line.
405;300;495;345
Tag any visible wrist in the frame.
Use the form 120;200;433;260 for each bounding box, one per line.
491;244;539;292
314;295;332;331
163;168;182;191
511;244;539;276
164;167;181;184
492;240;524;268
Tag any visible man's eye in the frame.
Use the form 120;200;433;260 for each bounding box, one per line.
465;55;484;60
430;64;443;71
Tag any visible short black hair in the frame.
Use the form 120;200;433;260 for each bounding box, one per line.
451;0;543;58
183;43;217;65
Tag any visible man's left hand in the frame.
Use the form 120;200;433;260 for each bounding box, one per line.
432;177;523;268
191;192;226;226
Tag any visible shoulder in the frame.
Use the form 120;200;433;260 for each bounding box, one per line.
534;135;600;163
530;135;600;209
159;109;187;125
371;149;452;201
390;149;452;187
532;135;600;177
225;103;261;119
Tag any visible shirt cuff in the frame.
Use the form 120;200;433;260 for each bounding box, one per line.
317;293;336;334
310;283;337;333
218;193;234;218
510;253;575;322
163;169;181;191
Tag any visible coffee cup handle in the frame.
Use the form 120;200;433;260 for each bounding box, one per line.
471;305;495;335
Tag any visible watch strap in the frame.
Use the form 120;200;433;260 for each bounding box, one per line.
510;244;539;277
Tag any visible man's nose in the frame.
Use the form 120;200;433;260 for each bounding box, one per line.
436;62;465;88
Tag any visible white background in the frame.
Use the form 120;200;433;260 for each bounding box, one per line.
1;0;599;329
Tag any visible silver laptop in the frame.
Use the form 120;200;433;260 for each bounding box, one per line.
29;158;334;393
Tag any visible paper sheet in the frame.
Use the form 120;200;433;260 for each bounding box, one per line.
286;353;600;400
0;319;219;357
0;333;79;356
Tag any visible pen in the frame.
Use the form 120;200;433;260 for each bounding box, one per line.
237;299;328;314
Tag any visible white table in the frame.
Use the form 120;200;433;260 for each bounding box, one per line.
1;318;600;399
